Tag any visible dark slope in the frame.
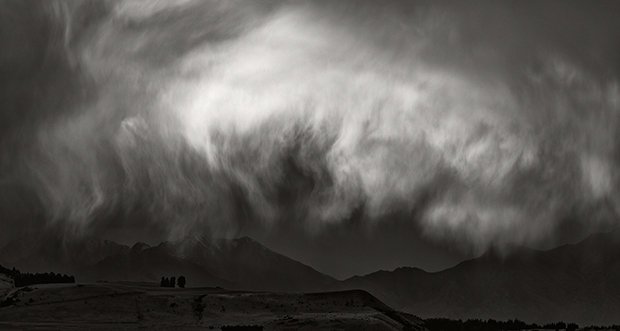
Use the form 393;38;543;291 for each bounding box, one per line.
0;235;336;292
337;230;620;325
0;283;427;330
173;236;337;292
0;234;129;275
79;242;230;287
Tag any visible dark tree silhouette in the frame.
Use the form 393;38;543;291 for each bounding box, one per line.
423;318;594;331
178;275;186;288
161;277;170;287
424;318;583;331
170;276;176;288
0;264;75;287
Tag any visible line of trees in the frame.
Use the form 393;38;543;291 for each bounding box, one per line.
0;264;75;287
424;318;580;331
160;275;186;288
581;325;620;331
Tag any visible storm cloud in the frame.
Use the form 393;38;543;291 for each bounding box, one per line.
2;0;620;254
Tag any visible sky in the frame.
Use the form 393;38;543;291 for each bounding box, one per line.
1;0;620;279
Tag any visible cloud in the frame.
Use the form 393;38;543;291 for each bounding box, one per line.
2;0;620;251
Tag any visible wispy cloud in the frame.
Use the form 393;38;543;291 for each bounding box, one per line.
2;0;619;252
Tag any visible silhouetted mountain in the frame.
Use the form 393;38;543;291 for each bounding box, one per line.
79;242;229;287
336;229;620;325
173;236;336;292
0;233;129;275
7;230;620;325
0;235;336;292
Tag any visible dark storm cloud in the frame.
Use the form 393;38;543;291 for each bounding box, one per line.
1;0;620;255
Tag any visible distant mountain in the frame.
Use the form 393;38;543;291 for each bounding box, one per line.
0;235;336;292
172;236;336;292
7;230;620;325
0;234;129;275
79;242;230;287
336;229;620;326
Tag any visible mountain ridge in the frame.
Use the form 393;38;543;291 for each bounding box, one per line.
3;229;620;325
0;234;336;293
335;229;620;325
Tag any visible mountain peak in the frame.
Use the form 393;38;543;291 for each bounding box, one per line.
130;242;150;253
234;236;255;243
231;236;263;248
337;228;620;326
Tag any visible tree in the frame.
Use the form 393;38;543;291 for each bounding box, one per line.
170;276;176;288
178;275;186;288
161;277;169;287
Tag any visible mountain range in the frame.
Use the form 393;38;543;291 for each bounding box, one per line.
2;230;620;325
336;229;620;325
0;234;334;292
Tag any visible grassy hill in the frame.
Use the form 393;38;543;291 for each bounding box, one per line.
0;282;426;330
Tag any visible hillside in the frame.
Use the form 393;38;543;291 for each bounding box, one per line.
0;236;129;275
173;236;336;292
0;273;13;289
0;282;426;330
337;230;620;325
79;242;230;288
0;235;336;293
5;230;620;325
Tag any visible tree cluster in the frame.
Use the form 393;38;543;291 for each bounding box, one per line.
160;275;186;288
424;318;580;331
0;264;75;287
582;325;620;331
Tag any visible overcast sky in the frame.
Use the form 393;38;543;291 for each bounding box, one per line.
1;0;620;278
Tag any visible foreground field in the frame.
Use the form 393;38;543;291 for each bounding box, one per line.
0;282;425;330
